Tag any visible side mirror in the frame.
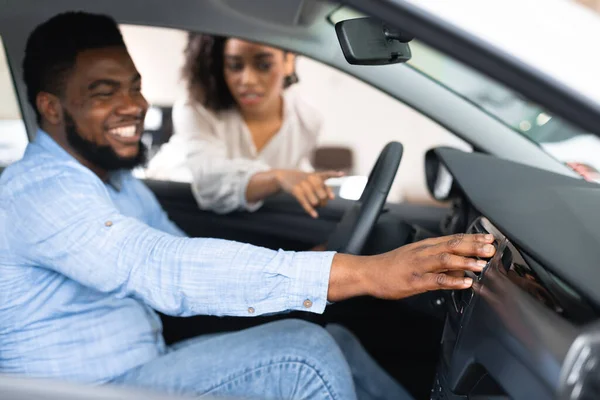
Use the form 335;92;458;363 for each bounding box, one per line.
335;17;414;65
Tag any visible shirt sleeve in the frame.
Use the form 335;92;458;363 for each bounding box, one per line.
130;177;187;237
8;166;334;317
172;101;271;213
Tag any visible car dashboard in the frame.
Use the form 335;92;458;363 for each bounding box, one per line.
424;147;600;399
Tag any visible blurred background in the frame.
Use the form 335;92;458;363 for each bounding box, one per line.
118;23;472;204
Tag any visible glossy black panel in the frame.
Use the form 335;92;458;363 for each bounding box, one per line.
434;147;600;310
559;321;600;400
435;217;583;399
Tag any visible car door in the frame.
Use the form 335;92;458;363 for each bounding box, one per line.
145;178;346;250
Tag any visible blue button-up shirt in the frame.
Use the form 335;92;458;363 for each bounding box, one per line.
0;130;334;384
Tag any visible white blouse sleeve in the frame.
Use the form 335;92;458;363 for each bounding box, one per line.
172;101;271;214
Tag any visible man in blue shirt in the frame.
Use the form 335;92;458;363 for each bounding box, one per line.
0;12;494;400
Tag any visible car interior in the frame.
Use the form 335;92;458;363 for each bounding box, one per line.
2;1;600;400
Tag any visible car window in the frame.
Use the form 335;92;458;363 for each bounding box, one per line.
405;41;600;178
329;6;600;183
0;35;28;169
120;24;469;204
409;42;559;140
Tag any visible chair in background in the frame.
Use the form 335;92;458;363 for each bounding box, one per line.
312;146;354;175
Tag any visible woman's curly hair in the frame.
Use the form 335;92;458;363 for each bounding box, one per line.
182;33;298;112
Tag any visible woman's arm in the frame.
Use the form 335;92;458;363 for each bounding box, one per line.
244;93;345;217
173;101;271;213
177;98;342;216
247;169;342;218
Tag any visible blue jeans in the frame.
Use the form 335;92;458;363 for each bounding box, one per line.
111;319;413;399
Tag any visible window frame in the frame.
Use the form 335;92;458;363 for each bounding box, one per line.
0;34;28;170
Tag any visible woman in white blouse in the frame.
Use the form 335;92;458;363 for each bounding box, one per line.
146;33;342;217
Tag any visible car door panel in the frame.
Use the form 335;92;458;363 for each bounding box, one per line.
145;178;449;250
144;179;347;250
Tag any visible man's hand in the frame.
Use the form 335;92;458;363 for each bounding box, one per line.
274;170;344;218
328;233;495;302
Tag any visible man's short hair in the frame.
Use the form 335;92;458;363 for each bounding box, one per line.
22;12;126;122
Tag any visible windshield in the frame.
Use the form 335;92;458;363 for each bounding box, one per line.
328;7;600;182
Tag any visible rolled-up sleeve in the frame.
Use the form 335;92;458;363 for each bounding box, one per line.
8;166;334;317
172;102;271;213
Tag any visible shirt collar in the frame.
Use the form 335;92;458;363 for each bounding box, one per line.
34;129;73;161
34;129;125;191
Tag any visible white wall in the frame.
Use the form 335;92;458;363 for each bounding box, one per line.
121;25;188;106
120;25;470;203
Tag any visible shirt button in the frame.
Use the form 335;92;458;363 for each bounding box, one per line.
248;307;255;314
105;221;113;227
303;299;313;309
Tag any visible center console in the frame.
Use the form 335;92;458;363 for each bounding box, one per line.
431;215;596;399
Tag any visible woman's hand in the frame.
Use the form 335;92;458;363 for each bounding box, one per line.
274;170;344;218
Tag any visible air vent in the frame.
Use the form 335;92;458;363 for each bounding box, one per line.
465;217;503;280
450;217;502;314
467;217;587;322
467;217;504;241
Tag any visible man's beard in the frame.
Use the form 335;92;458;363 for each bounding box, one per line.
64;111;147;171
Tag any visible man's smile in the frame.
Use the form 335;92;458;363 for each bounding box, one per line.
106;123;142;144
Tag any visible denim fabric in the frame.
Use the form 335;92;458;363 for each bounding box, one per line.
112;320;413;400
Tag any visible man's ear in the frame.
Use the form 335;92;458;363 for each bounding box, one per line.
36;92;63;125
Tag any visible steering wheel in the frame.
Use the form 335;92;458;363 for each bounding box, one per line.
326;141;403;255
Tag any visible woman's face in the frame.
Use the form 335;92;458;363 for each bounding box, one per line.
223;38;295;115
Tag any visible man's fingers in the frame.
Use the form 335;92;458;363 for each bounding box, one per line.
443;241;495;258
447;270;466;278
292;188;318;218
426;234;496;258
428;252;487;273
422;273;474;291
424;233;494;246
